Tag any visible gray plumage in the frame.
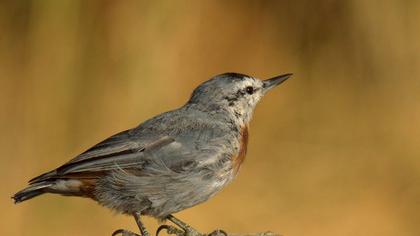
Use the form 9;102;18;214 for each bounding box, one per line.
13;72;291;221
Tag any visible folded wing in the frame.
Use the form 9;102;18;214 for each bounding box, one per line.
29;126;223;184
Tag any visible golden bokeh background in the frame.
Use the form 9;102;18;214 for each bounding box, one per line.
1;1;419;235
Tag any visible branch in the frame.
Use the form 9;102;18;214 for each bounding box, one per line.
212;231;280;236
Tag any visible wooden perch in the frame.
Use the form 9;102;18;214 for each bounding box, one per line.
229;232;280;236
155;225;280;236
205;230;280;236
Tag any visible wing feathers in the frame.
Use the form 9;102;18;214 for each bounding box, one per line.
30;135;177;183
57;136;175;174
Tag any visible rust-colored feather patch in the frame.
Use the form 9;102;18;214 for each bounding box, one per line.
232;125;248;175
50;172;101;199
78;179;97;199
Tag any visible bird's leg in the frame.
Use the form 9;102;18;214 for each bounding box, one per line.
156;224;185;236
156;214;228;236
134;212;151;236
112;212;150;236
167;215;227;236
156;214;203;236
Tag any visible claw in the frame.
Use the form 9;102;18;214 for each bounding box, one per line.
156;224;186;236
208;229;228;236
165;215;204;236
162;215;228;236
112;229;141;236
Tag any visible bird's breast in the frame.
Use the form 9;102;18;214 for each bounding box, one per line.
232;125;248;175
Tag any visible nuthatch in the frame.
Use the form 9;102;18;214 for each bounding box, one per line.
13;72;292;236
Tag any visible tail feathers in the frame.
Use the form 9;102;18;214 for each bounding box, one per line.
29;170;57;184
12;182;53;204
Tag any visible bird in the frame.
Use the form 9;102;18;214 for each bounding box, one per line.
13;72;292;236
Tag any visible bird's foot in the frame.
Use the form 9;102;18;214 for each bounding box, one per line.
157;224;188;236
208;229;228;236
156;224;228;236
156;224;205;236
112;229;141;236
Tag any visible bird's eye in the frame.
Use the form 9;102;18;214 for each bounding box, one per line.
246;86;254;95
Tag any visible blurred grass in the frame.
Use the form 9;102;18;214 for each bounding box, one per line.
1;0;419;235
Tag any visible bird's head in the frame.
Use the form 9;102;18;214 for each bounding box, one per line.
187;72;292;125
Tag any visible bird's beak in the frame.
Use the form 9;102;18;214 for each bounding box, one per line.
262;73;293;93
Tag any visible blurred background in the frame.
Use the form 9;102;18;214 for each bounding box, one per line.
1;0;419;235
